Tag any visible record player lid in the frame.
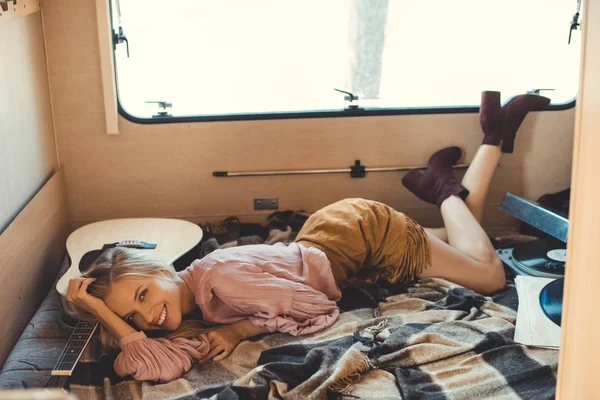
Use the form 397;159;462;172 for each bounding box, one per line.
500;193;569;243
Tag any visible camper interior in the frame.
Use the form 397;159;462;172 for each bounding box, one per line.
1;0;599;399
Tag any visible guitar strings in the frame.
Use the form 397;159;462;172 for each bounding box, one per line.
54;323;98;373
55;328;93;371
55;326;94;371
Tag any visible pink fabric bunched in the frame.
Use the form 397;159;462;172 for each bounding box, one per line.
249;309;341;336
115;331;210;382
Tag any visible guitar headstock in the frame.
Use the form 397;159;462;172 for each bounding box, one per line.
56;218;202;296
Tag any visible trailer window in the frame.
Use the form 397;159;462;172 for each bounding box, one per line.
110;0;581;122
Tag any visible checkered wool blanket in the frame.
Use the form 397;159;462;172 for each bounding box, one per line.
64;277;557;400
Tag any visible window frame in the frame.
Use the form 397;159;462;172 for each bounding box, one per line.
109;0;577;125
117;99;576;125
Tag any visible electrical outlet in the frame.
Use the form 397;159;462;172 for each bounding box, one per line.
254;198;279;210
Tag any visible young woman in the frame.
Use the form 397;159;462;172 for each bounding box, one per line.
66;90;550;382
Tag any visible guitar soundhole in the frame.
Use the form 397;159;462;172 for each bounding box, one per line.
79;249;105;273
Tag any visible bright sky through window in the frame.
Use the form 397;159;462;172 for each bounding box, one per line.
112;0;581;119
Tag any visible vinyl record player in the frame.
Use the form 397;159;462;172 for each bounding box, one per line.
497;193;568;280
497;239;566;279
497;193;568;327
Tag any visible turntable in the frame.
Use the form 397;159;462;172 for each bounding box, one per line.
497;239;566;279
497;193;568;280
497;193;568;328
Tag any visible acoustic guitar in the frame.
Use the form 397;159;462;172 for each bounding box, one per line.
46;218;202;389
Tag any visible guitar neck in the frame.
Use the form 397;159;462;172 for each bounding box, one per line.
51;320;98;376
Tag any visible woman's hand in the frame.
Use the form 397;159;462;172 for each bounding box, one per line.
200;319;270;362
66;277;106;317
200;326;243;362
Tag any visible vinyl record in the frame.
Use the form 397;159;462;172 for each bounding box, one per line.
539;278;564;327
512;238;566;276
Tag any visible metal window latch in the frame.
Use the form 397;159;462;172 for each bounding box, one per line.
334;88;359;102
568;12;580;44
113;26;130;57
145;101;173;117
527;88;555;95
334;88;363;111
568;0;582;44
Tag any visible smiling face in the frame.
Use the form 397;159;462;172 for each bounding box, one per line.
104;274;183;331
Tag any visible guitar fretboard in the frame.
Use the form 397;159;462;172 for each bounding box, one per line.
51;321;98;376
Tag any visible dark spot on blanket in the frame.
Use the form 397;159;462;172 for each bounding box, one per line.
490;282;519;311
426;287;485;312
472;332;512;354
187;385;259;400
338;278;409;312
368;323;431;357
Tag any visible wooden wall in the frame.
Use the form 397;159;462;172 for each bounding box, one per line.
0;11;58;233
0;8;68;368
557;0;600;397
0;171;68;367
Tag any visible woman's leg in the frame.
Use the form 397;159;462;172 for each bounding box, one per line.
461;145;502;221
421;227;504;295
402;147;504;294
424;144;502;242
425;227;448;242
422;89;549;241
420;193;504;295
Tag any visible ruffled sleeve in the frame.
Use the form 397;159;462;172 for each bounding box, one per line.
114;331;210;382
209;264;340;335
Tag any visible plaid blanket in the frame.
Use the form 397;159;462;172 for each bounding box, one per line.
66;277;557;400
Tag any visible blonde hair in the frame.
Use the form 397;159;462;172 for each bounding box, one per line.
64;247;211;350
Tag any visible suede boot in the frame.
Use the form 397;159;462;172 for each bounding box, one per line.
480;91;503;146
500;94;551;153
402;146;470;208
479;91;551;152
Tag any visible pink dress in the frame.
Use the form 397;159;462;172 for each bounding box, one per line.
114;243;342;382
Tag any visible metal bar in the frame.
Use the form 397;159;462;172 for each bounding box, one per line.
214;163;469;178
499;192;569;242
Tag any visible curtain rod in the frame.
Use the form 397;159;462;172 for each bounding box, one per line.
213;160;469;178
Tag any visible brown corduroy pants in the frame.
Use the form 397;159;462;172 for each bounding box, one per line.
295;198;431;285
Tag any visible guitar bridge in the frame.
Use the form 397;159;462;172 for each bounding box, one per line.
104;240;157;249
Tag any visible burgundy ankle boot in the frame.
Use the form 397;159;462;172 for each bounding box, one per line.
480;91;504;146
500;94;551;153
402;146;470;208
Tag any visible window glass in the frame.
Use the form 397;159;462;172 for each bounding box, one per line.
111;0;581;119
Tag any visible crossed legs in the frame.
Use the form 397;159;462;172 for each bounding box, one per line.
404;91;550;294
427;143;502;241
420;145;505;295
